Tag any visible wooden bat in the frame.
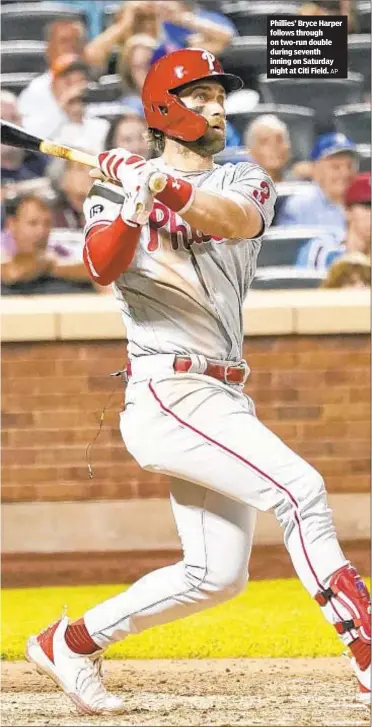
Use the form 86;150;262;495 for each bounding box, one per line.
0;119;167;193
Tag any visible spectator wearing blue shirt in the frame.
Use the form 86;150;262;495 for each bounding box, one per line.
276;132;358;240
296;172;371;270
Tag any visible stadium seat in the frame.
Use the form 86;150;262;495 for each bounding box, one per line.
356;2;371;33
0;72;38;96
334;104;371;145
103;3;120;30
348;35;371;94
84;75;123;104
86;101;140;122
220;1;299;36
1;41;47;75
227;104;315;161
274;181;314;222
220;36;267;89
356;144;371;172
251;267;325;290
259;73;364;132
214;147;249;165
257;227;334;268
1;2;86;41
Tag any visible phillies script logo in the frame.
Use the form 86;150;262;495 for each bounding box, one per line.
147;202;222;252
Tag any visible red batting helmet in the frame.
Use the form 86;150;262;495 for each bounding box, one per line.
142;48;243;143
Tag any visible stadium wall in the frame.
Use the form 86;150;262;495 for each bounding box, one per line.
2;290;370;586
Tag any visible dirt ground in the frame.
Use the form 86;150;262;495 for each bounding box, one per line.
1;657;369;727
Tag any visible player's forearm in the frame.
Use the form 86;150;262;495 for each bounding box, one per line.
155;178;262;239
83;217;141;286
182;188;263;239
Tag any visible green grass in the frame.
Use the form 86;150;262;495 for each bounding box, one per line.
3;578;369;660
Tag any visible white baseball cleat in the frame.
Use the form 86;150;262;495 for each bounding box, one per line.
349;654;371;707
25;616;125;716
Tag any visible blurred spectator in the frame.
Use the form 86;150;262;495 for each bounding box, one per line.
52;160;93;230
18;20;87;124
117;34;158;114
1;92;43;185
59;0;108;39
276;132;358;238
152;0;236;61
18;15;137;130
299;1;356;32
321;253;371;288
243;115;291;183
20;55;102;143
104;114;149;158
48;55;109;152
1;195;95;295
1;91;51;222
297;173;371;269
81;2;161;73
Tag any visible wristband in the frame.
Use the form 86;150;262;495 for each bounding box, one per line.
155;175;195;214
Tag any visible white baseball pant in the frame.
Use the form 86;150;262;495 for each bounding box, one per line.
84;355;347;647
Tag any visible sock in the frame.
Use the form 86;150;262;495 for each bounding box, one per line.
65;618;100;655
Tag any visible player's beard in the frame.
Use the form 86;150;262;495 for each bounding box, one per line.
192;124;226;157
173;107;226;158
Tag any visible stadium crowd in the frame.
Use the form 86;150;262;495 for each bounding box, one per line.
1;0;370;294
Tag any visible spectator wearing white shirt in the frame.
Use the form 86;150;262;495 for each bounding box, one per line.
18;20;87;131
18;15;138;127
21;54;109;150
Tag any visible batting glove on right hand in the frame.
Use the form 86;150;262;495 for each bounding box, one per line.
97;148;155;226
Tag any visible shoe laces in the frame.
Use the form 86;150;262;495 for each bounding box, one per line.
76;652;108;704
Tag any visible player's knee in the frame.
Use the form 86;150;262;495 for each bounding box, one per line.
300;466;326;504
275;464;327;530
184;562;248;602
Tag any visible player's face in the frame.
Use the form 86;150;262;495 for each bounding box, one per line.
177;82;227;156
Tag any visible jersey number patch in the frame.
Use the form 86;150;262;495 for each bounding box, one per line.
252;181;270;205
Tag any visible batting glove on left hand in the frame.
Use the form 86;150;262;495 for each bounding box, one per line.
96;148;156;226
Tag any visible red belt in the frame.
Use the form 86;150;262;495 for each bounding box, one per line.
126;357;248;385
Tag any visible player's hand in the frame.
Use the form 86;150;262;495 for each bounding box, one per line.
97;148;155;226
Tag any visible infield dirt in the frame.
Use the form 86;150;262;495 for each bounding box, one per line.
1;657;369;726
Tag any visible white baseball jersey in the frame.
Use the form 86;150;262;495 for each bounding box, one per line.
83;159;277;361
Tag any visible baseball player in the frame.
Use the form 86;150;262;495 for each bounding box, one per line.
26;49;370;716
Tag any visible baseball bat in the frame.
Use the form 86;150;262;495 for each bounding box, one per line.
0;120;167;193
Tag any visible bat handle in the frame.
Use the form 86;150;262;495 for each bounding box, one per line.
39;141;97;168
148;171;168;194
40;138;169;195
